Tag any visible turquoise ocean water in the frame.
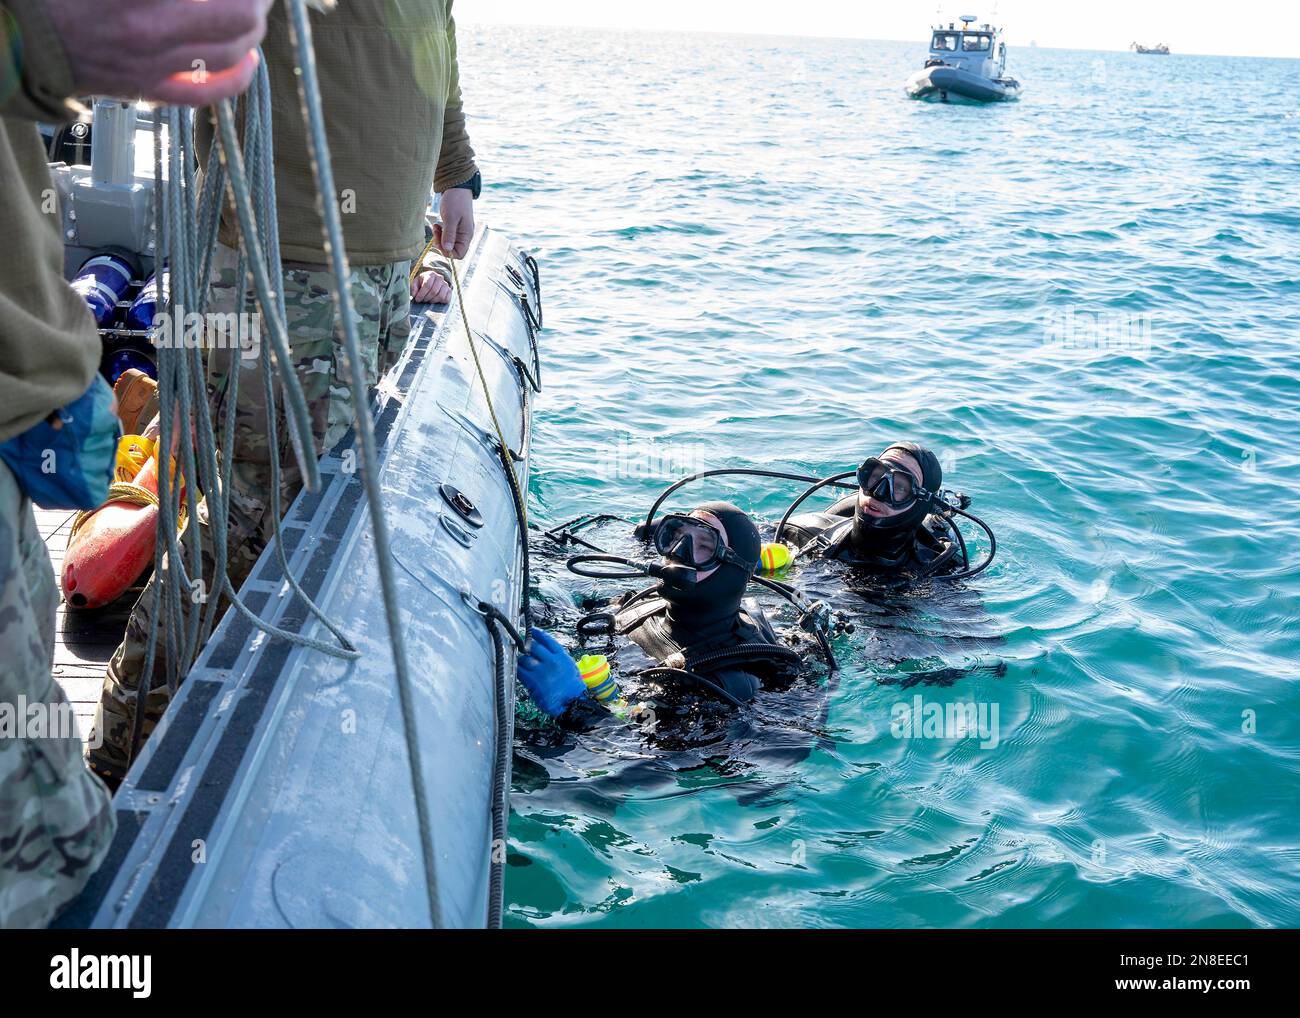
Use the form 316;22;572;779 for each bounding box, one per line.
459;25;1300;927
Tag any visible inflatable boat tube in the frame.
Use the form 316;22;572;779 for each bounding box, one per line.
61;225;540;929
907;66;1023;103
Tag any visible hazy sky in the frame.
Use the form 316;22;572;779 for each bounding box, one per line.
458;1;1296;59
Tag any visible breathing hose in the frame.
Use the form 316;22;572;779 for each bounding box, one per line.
640;468;855;538
473;600;525;930
637;667;748;708
773;470;860;544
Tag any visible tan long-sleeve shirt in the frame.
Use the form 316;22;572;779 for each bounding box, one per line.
208;0;479;265
0;0;99;442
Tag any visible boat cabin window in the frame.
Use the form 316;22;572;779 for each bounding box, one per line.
931;32;959;51
962;33;992;52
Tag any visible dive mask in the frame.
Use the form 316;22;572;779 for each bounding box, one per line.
857;456;933;510
652;513;757;574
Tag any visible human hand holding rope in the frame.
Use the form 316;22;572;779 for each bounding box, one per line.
411;187;475;300
411;266;452;304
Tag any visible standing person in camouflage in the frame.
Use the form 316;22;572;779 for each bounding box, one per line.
1;0;272;927
88;0;481;787
0;466;115;929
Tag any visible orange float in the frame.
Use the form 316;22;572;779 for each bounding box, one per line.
60;435;184;610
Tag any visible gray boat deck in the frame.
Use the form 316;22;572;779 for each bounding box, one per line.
36;506;140;746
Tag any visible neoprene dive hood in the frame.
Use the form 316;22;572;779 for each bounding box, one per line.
851;442;943;564
658;501;760;645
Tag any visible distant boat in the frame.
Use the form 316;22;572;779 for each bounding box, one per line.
906;15;1023;103
1131;41;1171;54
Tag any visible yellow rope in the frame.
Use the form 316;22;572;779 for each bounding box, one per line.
69;479;191;540
413;235;526;525
446;253;526;525
69;437;189;539
410;233;441;286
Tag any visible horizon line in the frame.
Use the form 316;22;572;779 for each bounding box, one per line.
458;19;1300;62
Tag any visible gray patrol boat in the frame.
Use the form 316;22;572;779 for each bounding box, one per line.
906;15;1023;103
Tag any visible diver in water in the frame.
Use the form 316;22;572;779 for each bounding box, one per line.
519;501;809;725
628;442;993;593
781;442;971;583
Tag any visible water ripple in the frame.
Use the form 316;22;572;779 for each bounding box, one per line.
462;26;1300;928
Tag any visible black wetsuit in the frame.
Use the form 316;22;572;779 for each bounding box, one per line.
616;587;798;702
557;587;802;730
784;493;963;580
556;500;808;734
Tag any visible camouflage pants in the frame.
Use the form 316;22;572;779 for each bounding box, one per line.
0;463;115;927
87;245;412;786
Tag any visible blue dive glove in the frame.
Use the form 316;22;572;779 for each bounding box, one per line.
518;627;586;718
0;375;120;510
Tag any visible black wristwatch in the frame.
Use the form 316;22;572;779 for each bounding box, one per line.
449;170;482;200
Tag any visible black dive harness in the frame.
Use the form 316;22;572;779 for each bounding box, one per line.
548;510;840;696
614;589;803;707
559;542;839;675
561;583;805;708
